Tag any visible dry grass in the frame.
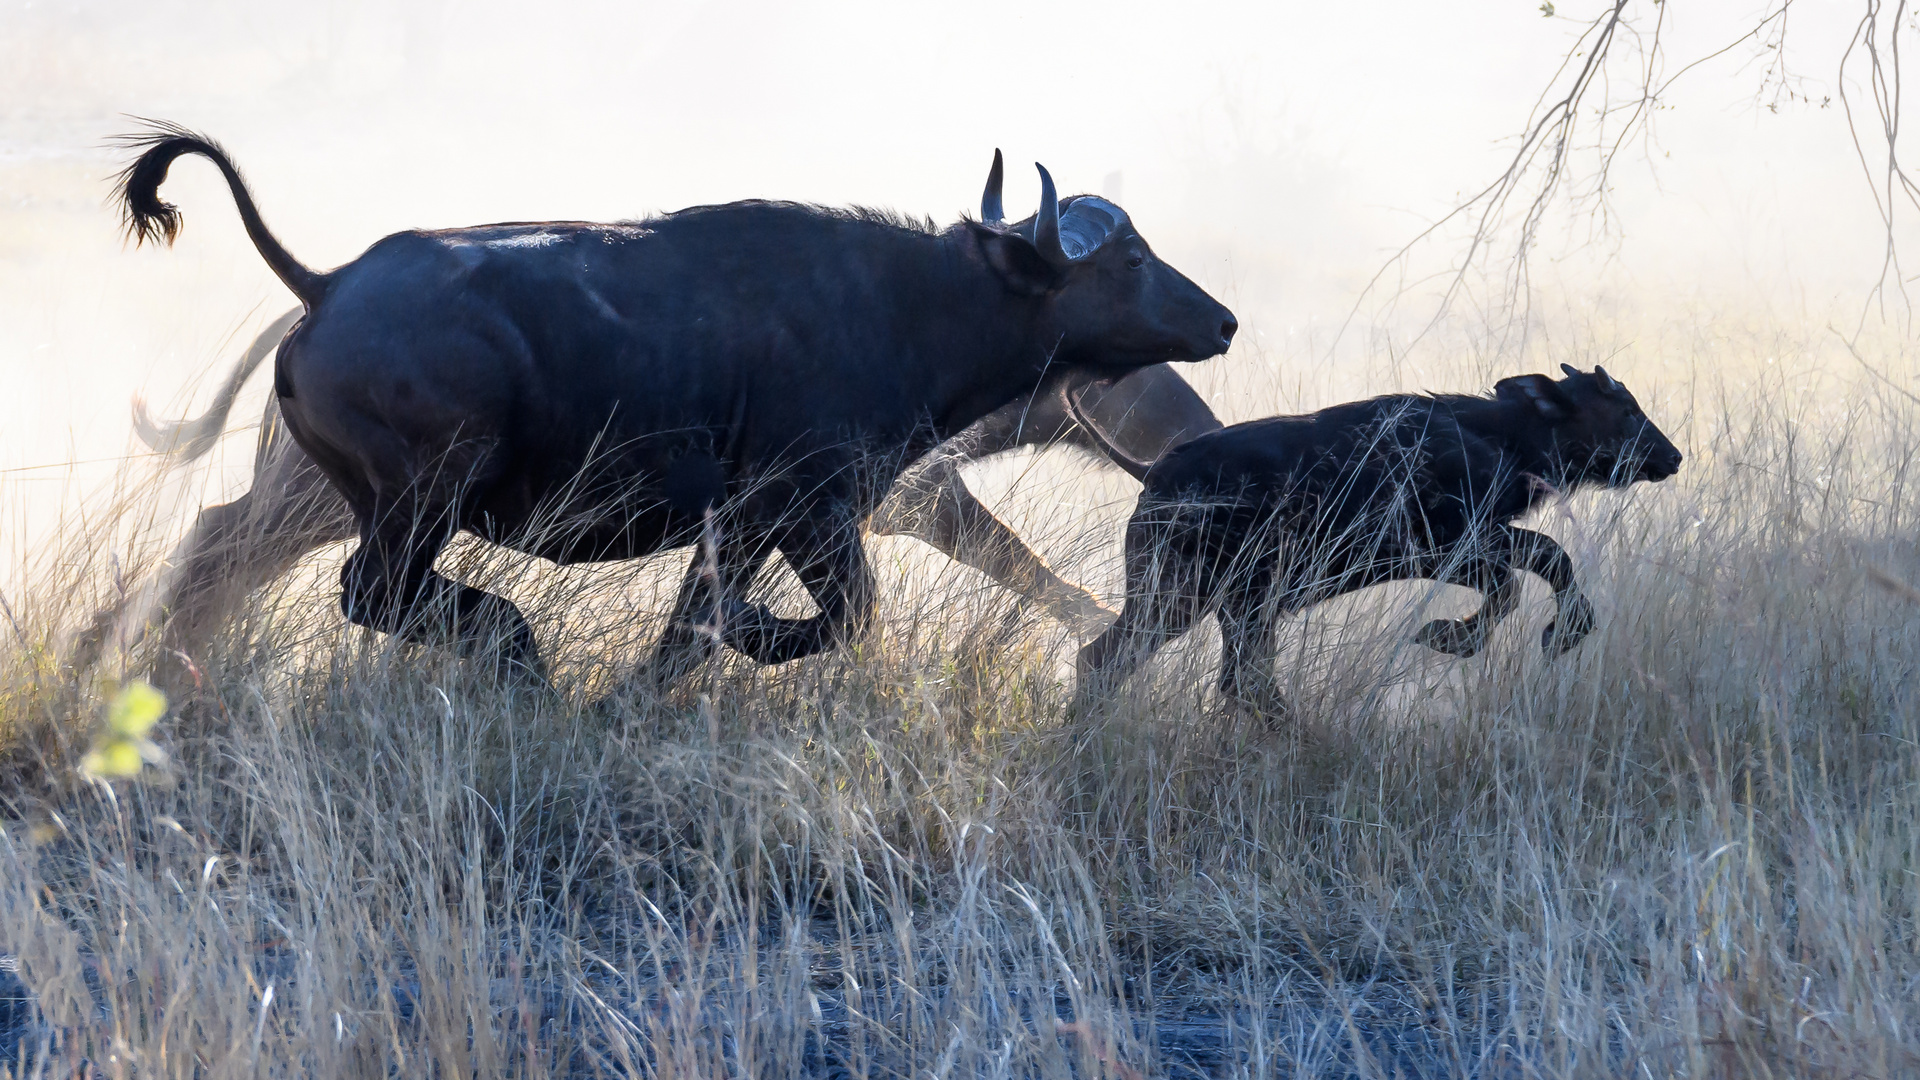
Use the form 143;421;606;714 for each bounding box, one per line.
3;337;1920;1078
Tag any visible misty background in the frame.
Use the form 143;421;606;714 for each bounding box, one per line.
1;0;1911;580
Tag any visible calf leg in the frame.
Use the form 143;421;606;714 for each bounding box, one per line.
1412;550;1520;659
140;486;352;693
1505;527;1595;655
69;415;355;684
871;452;1113;637
1408;528;1592;658
1074;544;1209;705
340;502;545;685
1073;602;1197;707
1214;563;1289;717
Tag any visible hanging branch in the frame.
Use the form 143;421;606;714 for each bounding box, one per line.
1840;0;1919;332
1335;0;1920;359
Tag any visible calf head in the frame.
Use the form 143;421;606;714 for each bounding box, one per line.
1495;364;1684;487
970;150;1237;373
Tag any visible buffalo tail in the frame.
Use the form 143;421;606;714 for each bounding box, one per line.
112;120;327;307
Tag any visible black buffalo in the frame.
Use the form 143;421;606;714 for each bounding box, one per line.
1069;364;1683;713
115;124;1236;685
75;327;1215;690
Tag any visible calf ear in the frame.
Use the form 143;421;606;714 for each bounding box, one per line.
970;223;1063;296
1494;374;1574;421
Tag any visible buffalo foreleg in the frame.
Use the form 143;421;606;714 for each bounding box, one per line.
647;524;776;687
1409;528;1593;658
340;502;545;685
1505;527;1594;655
870;450;1113;637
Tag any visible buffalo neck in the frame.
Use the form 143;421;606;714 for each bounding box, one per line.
908;227;1066;441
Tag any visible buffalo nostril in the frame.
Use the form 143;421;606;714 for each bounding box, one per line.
1219;316;1238;346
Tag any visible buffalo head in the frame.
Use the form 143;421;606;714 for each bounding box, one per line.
970;150;1237;372
1496;364;1684;486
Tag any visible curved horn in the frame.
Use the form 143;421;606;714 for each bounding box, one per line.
1033;162;1066;266
981;149;1005;224
1560;363;1580;379
1593;365;1623;394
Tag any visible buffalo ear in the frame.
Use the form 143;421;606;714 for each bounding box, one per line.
970;223;1062;296
1495;374;1575;421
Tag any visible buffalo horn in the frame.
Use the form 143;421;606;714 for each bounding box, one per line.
981;149;1005;225
1033;163;1066;266
1594;365;1622;394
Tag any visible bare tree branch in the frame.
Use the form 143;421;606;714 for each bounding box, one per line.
1339;1;1917;359
1840;0;1919;331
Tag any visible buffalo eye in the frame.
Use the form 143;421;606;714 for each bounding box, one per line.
1126;250;1145;269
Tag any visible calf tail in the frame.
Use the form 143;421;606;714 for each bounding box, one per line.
112;121;327;307
134;307;301;463
1063;382;1155;483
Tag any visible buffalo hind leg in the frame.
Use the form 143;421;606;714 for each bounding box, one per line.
340;506;545;685
1215;563;1289;721
1072;604;1197;711
1073;550;1206;710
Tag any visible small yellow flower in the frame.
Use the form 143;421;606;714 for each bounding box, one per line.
81;680;170;781
81;741;143;779
108;679;166;738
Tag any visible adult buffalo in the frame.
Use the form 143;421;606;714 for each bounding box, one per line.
88;316;1218;681
114;124;1235;685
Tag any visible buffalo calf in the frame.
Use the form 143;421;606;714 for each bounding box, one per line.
1071;365;1683;714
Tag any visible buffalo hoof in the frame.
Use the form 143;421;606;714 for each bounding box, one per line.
1415;617;1485;658
1218;679;1293;730
1066;665;1132;726
1253;699;1294;732
719;597;773;632
493;651;553;693
715;598;787;660
1039;584;1119;642
1542;595;1596;656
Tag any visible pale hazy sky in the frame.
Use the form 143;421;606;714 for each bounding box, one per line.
1;0;1910;545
